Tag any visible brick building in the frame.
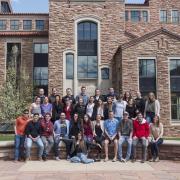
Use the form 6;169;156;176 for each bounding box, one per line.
0;0;179;136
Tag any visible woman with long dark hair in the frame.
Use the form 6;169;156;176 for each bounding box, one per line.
52;95;63;123
149;115;163;162
70;133;94;164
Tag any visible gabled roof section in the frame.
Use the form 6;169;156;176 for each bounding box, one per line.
124;31;139;39
121;28;180;50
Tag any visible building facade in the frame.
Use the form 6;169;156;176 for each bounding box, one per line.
0;0;180;136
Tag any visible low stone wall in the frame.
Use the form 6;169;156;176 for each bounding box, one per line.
0;140;180;161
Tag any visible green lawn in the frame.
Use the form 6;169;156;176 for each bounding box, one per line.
0;135;180;141
0;134;14;141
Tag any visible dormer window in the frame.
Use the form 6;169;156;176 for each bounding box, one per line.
1;1;11;13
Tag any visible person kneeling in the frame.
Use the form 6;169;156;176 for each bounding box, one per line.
118;111;133;162
70;133;94;164
132;112;149;163
25;113;44;161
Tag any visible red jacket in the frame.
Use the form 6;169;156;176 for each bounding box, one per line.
133;119;149;138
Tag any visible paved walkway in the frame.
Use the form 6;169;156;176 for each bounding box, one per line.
0;160;180;180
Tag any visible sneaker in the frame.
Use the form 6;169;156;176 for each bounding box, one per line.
42;156;47;161
149;158;154;162
67;155;71;161
39;157;43;162
112;158;117;162
55;157;60;161
121;158;126;163
13;160;18;163
141;160;145;163
104;157;109;162
25;157;30;162
154;157;159;162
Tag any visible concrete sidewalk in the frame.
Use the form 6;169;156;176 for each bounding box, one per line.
0;160;180;180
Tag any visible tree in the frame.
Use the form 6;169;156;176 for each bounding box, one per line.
0;66;32;124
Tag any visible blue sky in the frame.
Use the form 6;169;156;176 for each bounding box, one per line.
12;0;145;13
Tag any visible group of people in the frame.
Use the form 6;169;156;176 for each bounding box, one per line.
14;86;163;164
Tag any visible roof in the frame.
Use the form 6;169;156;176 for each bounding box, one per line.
121;28;180;50
0;13;49;16
0;31;48;37
125;0;149;6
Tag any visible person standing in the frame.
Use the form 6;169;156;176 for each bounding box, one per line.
40;113;54;161
62;88;76;105
49;88;58;104
63;99;74;121
29;97;42;117
38;88;46;104
54;112;71;160
132;112;149;163
144;92;160;124
113;94;126;123
14;109;30;162
104;97;113;120
104;111;119;162
74;97;86;121
94;89;105;104
86;96;95;121
134;91;145;115
125;98;137;119
52;95;64;124
25;113;44;161
118;112;133;162
106;87;118;101
76;86;89;106
41;97;52;117
149;115;164;162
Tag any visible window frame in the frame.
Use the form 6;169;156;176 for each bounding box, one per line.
66;53;74;79
171;10;179;24
36;20;45;31
23;20;32;30
131;10;141;22
142;10;149;22
10;20;19;31
160;10;168;23
0;19;6;30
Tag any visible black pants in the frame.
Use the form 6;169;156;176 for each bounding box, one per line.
150;138;163;158
54;137;73;157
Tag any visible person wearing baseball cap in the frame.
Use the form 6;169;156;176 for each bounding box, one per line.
118;111;133;162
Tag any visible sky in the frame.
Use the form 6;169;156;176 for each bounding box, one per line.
11;0;145;13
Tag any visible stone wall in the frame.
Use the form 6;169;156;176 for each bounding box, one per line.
48;0;129;95
125;0;180;36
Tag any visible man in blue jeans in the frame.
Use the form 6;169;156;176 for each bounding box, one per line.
118;111;133;162
25;113;44;161
14;109;30;162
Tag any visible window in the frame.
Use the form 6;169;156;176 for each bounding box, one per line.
1;1;11;13
0;20;6;30
33;43;48;95
160;10;167;23
10;20;19;30
170;59;180;121
66;53;74;79
125;11;129;21
36;20;44;30
78;21;98;79
23;20;32;30
172;10;179;23
101;68;109;79
131;11;141;22
139;59;156;96
142;11;148;22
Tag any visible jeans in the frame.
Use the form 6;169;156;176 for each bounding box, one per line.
54;136;73;157
115;117;122;124
146;112;155;124
70;153;94;164
118;136;132;161
25;137;44;158
41;136;54;157
132;138;148;161
14;135;25;160
150;138;163;158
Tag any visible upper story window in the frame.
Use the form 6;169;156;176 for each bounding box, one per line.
0;20;6;30
142;11;148;22
66;53;74;79
36;20;45;31
160;10;167;23
1;1;11;13
10;20;19;30
34;43;48;54
139;59;156;96
23;20;32;30
131;11;141;22
101;68;110;80
172;10;179;23
125;11;129;21
78;21;98;79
